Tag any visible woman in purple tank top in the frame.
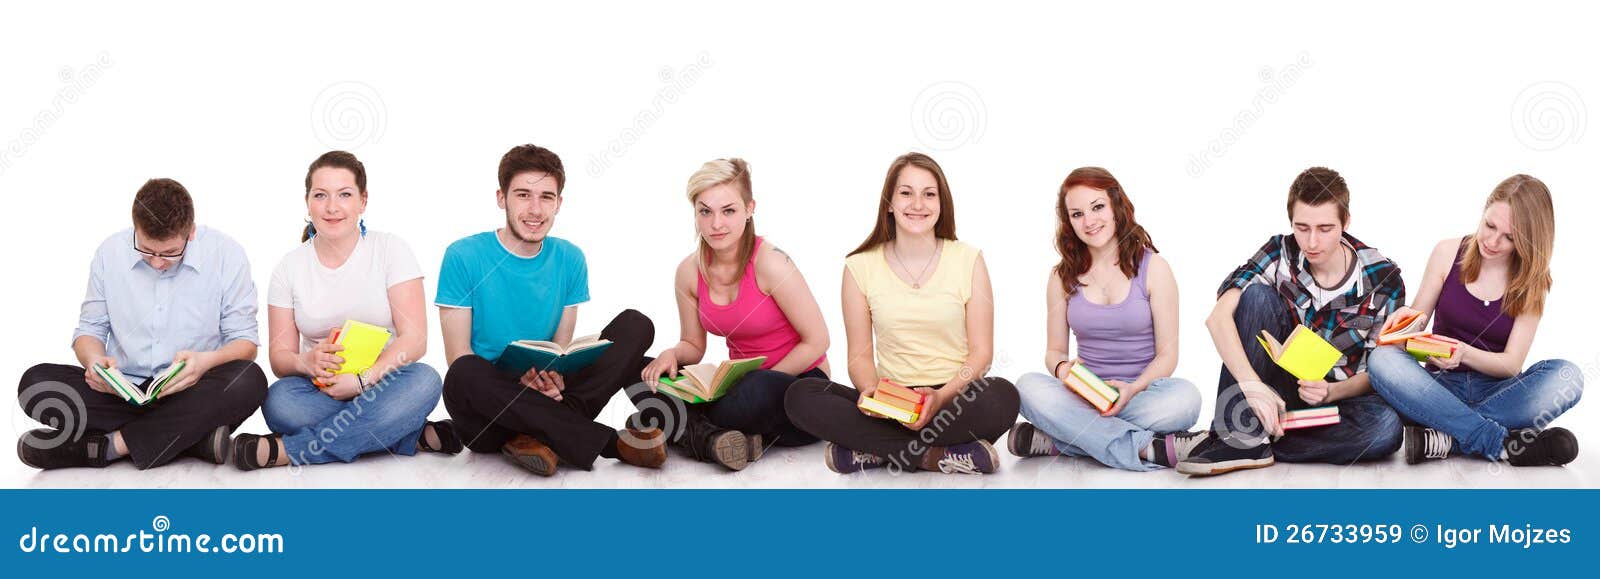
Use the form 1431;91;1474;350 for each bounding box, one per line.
1010;167;1203;471
1369;175;1582;467
628;158;832;471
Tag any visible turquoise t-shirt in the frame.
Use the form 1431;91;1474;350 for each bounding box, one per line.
436;232;590;362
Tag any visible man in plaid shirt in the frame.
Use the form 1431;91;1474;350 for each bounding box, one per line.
1178;167;1406;476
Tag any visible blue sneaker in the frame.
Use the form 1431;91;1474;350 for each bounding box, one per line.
824;442;886;474
937;440;1000;474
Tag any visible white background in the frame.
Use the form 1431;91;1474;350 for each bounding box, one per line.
1;1;1595;488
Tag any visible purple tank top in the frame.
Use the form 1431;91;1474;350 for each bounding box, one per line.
1432;239;1514;356
1067;250;1156;383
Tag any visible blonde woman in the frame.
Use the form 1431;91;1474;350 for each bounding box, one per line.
1369;174;1582;466
632;158;831;471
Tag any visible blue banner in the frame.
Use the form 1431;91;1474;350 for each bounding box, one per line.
3;489;1594;576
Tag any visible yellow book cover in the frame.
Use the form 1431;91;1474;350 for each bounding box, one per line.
330;320;393;380
1256;325;1342;382
859;396;918;423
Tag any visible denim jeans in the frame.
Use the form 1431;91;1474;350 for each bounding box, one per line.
263;362;443;465
1368;345;1584;459
1015;372;1201;471
1213;283;1403;463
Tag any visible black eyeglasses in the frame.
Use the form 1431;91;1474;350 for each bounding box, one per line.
133;240;188;262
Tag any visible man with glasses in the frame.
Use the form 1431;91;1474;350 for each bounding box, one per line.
17;178;268;470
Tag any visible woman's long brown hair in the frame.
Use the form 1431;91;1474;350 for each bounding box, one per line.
848;152;958;257
1053;167;1156;295
1459;174;1554;317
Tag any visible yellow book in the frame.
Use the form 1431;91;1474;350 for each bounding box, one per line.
1256;325;1342;382
317;320;393;386
859;396;919;423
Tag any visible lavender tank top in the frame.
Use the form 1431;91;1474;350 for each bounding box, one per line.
1067;250;1156;383
1432;239;1514;357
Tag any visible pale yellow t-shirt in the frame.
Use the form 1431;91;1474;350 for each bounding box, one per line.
845;239;979;386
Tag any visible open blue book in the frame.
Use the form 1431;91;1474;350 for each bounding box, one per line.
494;334;613;376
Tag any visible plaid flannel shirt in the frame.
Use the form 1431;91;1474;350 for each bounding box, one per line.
1216;232;1406;382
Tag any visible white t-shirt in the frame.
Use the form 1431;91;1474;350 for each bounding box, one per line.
267;231;424;352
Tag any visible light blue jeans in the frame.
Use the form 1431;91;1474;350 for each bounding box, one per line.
1015;372;1201;471
1368;346;1584;460
263;363;443;465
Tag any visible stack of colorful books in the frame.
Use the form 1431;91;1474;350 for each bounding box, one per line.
858;379;926;423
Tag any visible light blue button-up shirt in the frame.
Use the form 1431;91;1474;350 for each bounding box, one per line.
71;226;260;379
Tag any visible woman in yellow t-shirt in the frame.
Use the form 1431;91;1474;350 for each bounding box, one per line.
785;152;1018;475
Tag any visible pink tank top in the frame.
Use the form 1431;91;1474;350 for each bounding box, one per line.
697;237;825;372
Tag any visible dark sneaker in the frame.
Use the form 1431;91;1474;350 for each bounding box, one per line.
1404;426;1455;464
18;429;111;470
937;440;1000;475
502;434;559;476
181;425;232;464
704;429;751;472
824;442;886;474
1007;422;1061;458
1505;427;1578;467
1150;431;1207;468
1176;434;1274;476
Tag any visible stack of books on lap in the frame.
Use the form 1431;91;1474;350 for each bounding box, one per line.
1062;362;1120;412
656;356;766;404
1281;406;1340;430
1376;311;1460;362
858;379;926;423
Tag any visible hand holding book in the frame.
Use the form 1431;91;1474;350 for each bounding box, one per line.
159;350;215;398
82;355;119;394
301;331;346;383
521;369;566;402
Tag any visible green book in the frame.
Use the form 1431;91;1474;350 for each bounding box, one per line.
656;356;766;404
93;361;185;406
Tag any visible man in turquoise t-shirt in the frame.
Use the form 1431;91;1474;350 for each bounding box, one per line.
438;144;664;476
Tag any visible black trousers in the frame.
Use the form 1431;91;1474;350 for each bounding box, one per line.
443;309;654;469
17;360;268;469
628;366;826;451
784;376;1019;471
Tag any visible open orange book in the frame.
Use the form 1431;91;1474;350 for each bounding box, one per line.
1377;310;1430;345
858;379;926;423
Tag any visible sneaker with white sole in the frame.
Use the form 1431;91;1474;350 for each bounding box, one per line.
1404;426;1454;464
824;442;886;474
1175;434;1274;476
1007;422;1061;458
937;440;1000;475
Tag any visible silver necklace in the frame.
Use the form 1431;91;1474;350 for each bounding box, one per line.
891;240;939;289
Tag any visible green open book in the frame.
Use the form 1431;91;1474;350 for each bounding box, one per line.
656;356;766;404
93;361;185;406
1256;325;1343;382
315;319;393;387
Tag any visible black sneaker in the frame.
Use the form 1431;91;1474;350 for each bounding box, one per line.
1175;434;1274;476
1006;422;1061;458
1505;427;1579;467
18;429;112;470
1404;426;1455;464
824;442;886;474
1150;431;1207;468
180;425;233;464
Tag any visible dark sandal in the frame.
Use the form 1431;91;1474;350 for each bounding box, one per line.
420;420;463;454
231;433;282;471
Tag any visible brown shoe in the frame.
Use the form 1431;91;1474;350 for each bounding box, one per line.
502;434;558;477
616;427;667;469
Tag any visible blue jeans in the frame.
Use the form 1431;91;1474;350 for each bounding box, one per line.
1016;372;1201;471
1214;283;1403;463
263;363;443;465
1368;345;1584;459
